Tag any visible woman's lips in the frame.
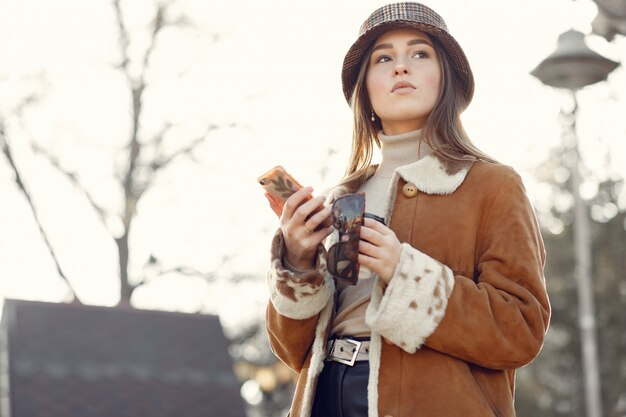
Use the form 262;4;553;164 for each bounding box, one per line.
391;81;416;93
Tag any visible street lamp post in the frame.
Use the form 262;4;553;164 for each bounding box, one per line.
531;29;619;417
591;0;626;41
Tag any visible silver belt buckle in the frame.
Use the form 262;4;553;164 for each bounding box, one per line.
330;338;362;366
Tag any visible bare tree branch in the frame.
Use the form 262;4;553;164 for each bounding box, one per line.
134;254;236;291
12;93;42;119
113;1;176;303
117;2;171;225
145;122;174;148
2;1;231;307
5;72;49;118
0;121;82;304
142;4;165;74
150;124;219;172
112;0;131;75
110;0;232;304
160;266;217;281
30;143;109;230
170;14;194;29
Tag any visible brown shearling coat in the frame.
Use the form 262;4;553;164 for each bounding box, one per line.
265;155;551;417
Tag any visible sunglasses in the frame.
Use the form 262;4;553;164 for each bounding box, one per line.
327;193;366;285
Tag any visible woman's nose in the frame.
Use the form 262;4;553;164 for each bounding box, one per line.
393;62;409;76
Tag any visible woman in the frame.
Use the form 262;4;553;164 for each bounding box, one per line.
265;3;550;417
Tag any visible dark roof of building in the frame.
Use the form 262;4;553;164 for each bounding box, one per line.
0;299;247;417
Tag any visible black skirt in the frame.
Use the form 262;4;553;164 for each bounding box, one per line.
311;359;369;417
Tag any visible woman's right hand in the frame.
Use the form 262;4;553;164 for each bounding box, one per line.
280;187;333;270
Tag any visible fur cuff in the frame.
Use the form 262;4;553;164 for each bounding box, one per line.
267;229;334;320
365;243;455;353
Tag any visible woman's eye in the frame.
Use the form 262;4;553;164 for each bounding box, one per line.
375;55;392;63
412;50;429;59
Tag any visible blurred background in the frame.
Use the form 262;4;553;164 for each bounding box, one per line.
0;0;624;416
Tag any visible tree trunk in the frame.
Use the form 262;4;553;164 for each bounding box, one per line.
116;229;133;305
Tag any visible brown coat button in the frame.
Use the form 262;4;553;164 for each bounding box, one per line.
402;182;418;198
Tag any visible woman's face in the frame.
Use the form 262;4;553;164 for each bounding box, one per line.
365;28;441;135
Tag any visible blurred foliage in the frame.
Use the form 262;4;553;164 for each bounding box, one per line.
225;310;294;417
516;142;626;417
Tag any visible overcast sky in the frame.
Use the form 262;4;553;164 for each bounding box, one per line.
0;0;624;325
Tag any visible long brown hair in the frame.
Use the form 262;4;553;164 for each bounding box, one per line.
340;34;496;187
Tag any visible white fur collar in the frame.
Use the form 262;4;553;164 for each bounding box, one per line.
395;154;474;195
328;154;475;202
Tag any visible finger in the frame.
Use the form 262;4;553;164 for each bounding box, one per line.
264;193;282;217
357;252;379;273
358;253;395;283
311;226;334;242
282;187;314;220
363;217;389;233
359;225;384;247
295;224;333;254
358;240;381;259
305;204;332;231
293;195;327;223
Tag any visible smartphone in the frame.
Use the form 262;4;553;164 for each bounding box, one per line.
257;165;311;212
257;166;328;227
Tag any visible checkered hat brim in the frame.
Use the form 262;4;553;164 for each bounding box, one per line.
341;2;474;106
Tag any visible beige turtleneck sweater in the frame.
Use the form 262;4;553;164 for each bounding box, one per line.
331;129;432;338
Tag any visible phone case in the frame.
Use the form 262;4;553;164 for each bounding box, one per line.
257;165;306;209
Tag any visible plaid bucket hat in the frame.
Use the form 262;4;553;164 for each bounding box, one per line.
341;2;474;106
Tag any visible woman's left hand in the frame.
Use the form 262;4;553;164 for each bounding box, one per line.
358;218;402;284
